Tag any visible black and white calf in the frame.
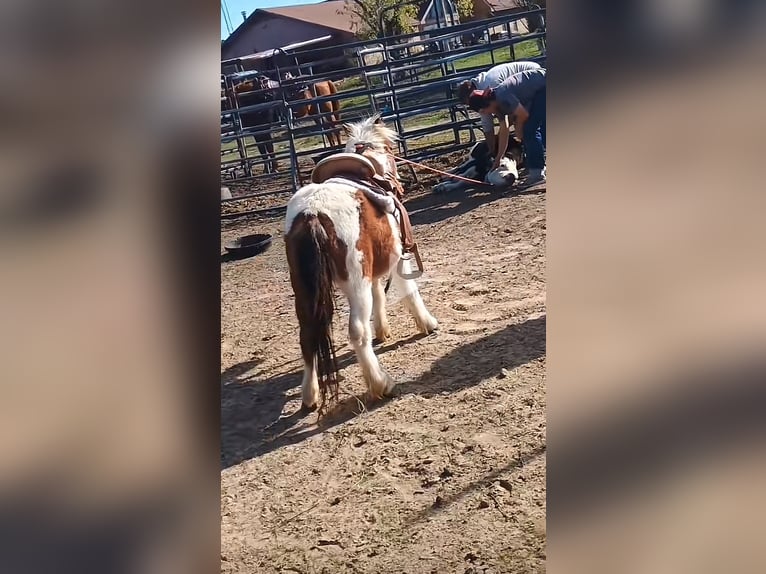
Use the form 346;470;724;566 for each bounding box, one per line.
432;139;524;194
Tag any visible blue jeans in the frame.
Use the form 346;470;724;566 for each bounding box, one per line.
522;88;546;171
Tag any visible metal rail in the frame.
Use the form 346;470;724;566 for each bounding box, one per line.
221;10;546;216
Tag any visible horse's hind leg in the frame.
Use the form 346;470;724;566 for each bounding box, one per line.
253;134;273;174
327;110;341;147
342;279;393;398
332;112;344;147
372;277;391;342
328;121;341;147
313;116;331;149
292;297;320;410
265;141;278;173
299;358;319;411
390;258;438;334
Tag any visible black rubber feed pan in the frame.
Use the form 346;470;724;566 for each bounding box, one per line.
224;233;273;258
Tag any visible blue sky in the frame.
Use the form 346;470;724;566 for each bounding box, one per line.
221;0;325;40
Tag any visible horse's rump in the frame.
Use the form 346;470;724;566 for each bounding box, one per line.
308;80;340;121
325;79;341;120
355;191;398;279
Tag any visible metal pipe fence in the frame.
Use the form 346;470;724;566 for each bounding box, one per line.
221;9;546;215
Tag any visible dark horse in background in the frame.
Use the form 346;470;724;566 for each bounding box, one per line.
222;74;342;175
222;75;282;174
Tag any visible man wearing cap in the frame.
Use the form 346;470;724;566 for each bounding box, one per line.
468;67;546;187
457;61;542;158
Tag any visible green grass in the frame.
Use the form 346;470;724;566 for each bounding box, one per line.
340;93;373;110
404;127;471;153
333;38;544;110
222;133;324;155
339;76;364;91
453;40;544;71
401;109;451;129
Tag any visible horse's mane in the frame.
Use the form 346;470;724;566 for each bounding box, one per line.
344;114;398;151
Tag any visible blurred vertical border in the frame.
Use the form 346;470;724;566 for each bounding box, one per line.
549;1;766;573
3;0;766;572
0;0;221;572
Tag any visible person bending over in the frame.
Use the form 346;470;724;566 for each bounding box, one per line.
457;61;542;157
468;68;546;187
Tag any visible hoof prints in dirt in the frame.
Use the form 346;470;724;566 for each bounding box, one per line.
221;189;546;573
221;316;544;469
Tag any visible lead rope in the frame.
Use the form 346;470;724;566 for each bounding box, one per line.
387;152;488;186
380;152;476;294
379;150;468;294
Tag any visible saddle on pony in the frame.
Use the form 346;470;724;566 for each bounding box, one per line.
311;153;421;273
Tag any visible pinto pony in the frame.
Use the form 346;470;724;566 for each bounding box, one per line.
285;116;438;412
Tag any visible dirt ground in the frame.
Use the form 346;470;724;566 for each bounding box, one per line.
221;165;546;573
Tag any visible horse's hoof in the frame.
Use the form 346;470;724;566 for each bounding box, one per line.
300;402;317;414
370;388;395;401
374;326;392;343
368;372;395;400
417;315;439;335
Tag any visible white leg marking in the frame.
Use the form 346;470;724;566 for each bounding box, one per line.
343;278;394;398
301;358;319;409
372;277;391;341
390;258;439;334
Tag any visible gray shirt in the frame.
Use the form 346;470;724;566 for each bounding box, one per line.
493;68;546;119
472;61;542;131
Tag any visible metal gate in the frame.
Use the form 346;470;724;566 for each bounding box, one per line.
221;9;546;219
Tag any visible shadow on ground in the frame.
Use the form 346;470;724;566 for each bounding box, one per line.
221;333;427;468
398;315;546;397
405;441;547;527
221;315;546;469
406;185;545;227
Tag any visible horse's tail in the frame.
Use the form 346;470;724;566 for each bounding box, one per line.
286;213;339;408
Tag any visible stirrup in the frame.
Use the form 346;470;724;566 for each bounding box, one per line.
396;247;423;280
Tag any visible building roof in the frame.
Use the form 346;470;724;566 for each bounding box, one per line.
221;35;333;65
265;1;353;33
222;1;354;51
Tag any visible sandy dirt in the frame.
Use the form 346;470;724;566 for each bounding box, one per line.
221;167;546;573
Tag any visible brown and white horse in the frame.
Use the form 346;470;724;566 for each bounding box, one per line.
223;76;342;174
285;115;438;412
286;75;342;147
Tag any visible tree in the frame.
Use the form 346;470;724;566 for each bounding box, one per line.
340;0;420;40
454;0;474;21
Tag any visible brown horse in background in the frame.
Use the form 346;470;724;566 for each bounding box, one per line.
223;76;282;173
287;78;342;147
223;76;342;175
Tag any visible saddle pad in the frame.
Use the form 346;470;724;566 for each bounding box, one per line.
323;177;396;215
